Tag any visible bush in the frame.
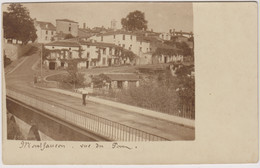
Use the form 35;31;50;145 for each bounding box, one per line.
116;82;179;115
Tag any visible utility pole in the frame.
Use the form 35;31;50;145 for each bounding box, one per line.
41;43;43;78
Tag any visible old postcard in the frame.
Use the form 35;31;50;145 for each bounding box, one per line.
1;1;258;165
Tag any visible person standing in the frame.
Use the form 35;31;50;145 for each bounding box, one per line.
33;74;37;85
82;88;88;106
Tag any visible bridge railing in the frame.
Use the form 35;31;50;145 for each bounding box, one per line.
6;88;169;141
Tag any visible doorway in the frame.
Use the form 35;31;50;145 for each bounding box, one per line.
49;62;56;70
86;61;89;69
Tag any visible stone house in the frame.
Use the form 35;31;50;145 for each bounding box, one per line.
44;39;135;70
56;19;78;37
34;20;56;43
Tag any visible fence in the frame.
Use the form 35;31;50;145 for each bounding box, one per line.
6;88;168;141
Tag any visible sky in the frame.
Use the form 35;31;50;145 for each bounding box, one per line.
2;2;193;33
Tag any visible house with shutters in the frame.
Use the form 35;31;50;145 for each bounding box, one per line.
34;20;56;43
89;30;184;65
44;39;136;70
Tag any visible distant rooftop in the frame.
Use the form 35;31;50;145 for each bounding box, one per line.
80;41;122;48
56;19;78;23
35;21;56;31
45;40;80;47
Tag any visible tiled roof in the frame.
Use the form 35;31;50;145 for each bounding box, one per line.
45;40;80;47
96;30;136;37
80;41;121;48
35;21;56;31
104;73;139;81
56;19;78;23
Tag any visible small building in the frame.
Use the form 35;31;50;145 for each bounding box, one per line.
56;19;78;37
34;20;56;43
44;39;81;70
44;39;136;70
103;73;140;89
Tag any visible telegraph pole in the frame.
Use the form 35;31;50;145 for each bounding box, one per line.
41;43;43;78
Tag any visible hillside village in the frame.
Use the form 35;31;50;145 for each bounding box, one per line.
4;7;195;119
33;18;194;70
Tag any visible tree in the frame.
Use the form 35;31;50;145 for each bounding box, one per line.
176;42;192;57
63;60;85;88
64;34;74;39
3;3;37;44
121;10;148;31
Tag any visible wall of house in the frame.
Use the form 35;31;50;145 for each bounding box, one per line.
56;21;78;37
45;45;80;60
90;34;151;57
36;26;56;43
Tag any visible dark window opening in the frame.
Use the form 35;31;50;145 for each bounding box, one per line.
117;81;123;88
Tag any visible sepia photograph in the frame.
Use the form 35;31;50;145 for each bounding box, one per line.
2;2;195;142
1;1;258;166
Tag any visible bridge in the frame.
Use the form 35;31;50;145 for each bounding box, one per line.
4;46;195;141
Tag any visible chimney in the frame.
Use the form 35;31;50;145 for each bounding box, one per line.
169;29;172;34
83;23;86;29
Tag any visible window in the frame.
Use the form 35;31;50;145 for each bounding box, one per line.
139;47;142;52
130;35;132;40
102;57;106;65
69;27;71;31
123;35;125;40
101;36;103;42
45;36;48;40
52;46;54;49
113;35;116;39
87;52;90;58
46;31;48;34
117;81;123;89
87;45;90;48
103;48;106;55
51;31;53;35
69;48;71;50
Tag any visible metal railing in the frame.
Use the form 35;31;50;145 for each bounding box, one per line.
6;88;169;141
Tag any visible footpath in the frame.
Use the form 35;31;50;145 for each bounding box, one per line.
41;87;195;128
